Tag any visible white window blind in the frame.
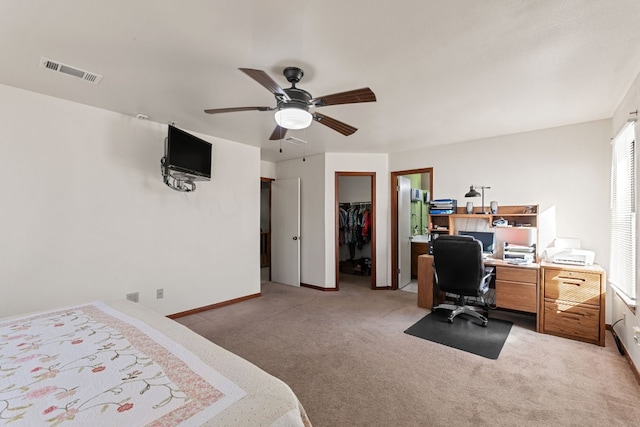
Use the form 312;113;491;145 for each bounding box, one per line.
609;121;636;305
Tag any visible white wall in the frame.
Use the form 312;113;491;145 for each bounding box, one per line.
325;153;390;288
0;84;260;317
390;119;611;268
276;154;326;287
261;160;276;179
338;176;372;203
609;70;640;369
274;153;389;289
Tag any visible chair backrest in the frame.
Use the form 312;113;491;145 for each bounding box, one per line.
432;235;485;296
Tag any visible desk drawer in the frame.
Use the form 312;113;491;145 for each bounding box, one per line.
496;280;537;313
543;269;601;305
543;300;600;342
496;267;537;284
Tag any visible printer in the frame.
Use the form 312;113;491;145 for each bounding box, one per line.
545;248;595;266
543;237;595;266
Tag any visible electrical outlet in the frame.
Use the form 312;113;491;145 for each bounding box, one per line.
156;288;164;299
634;327;640;345
126;292;139;303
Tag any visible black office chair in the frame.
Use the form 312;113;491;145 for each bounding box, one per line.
431;235;494;326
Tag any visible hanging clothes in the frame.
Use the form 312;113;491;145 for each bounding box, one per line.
339;206;348;246
339;203;371;255
361;209;371;242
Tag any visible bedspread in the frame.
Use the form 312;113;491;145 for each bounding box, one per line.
0;301;309;426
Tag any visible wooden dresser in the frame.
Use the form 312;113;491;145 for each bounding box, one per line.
539;262;606;346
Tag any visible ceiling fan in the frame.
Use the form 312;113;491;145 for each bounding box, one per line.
204;67;376;140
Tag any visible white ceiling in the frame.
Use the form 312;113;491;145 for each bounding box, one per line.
2;1;640;163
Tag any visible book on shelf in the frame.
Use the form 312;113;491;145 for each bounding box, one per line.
430;199;457;212
429;209;454;214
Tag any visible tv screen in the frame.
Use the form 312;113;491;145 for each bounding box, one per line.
165;125;212;180
458;230;496;254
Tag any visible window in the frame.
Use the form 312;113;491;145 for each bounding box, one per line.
609;121;637;306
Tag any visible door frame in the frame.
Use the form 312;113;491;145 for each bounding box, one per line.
335;171;376;290
390;167;433;290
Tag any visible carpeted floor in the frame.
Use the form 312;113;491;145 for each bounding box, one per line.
176;275;640;427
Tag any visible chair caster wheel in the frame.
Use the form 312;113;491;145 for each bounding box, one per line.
482;321;488;327
447;317;454;324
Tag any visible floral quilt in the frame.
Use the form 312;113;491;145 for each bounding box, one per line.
0;302;245;426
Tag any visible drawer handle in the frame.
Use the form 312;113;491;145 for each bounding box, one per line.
557;278;585;286
557;275;585;282
560;281;583;287
560;313;584;321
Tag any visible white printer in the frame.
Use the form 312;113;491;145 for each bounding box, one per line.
544;238;595;266
549;248;595;266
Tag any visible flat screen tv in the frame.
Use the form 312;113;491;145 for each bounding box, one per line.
165;125;212;181
458;230;496;254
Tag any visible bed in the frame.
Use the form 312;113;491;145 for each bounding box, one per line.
0;300;311;426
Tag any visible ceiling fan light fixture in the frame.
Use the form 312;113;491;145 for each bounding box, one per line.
274;107;313;130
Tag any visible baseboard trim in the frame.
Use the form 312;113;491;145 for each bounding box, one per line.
301;283;338;291
301;283;391;291
167;292;261;319
606;324;640;385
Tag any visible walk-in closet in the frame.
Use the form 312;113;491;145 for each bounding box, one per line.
336;173;375;289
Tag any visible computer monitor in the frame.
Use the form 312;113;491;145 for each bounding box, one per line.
458;230;496;254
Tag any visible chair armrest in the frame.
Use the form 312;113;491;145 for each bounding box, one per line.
481;266;494;285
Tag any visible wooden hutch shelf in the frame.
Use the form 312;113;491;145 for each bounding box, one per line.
429;205;538;236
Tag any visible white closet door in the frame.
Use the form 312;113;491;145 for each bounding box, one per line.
271;178;300;287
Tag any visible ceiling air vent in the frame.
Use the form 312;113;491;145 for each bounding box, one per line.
39;57;103;84
285;136;308;145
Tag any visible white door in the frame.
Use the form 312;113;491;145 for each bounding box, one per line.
398;176;412;288
271;178;301;287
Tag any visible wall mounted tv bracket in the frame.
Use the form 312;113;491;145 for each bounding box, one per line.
160;156;196;192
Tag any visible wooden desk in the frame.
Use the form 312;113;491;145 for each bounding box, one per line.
417;254;541;331
417;254;441;308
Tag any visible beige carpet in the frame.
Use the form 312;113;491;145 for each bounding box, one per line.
176;275;640;427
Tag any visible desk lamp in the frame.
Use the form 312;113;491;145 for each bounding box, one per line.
465;185;491;214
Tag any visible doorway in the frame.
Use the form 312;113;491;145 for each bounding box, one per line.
335;172;376;290
390;168;433;290
260;178;273;282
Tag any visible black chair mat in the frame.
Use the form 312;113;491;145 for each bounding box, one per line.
404;309;513;359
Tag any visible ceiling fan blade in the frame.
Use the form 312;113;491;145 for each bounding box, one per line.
313;112;357;136
311;87;376;107
204;106;273;114
239;68;288;98
269;125;288;140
